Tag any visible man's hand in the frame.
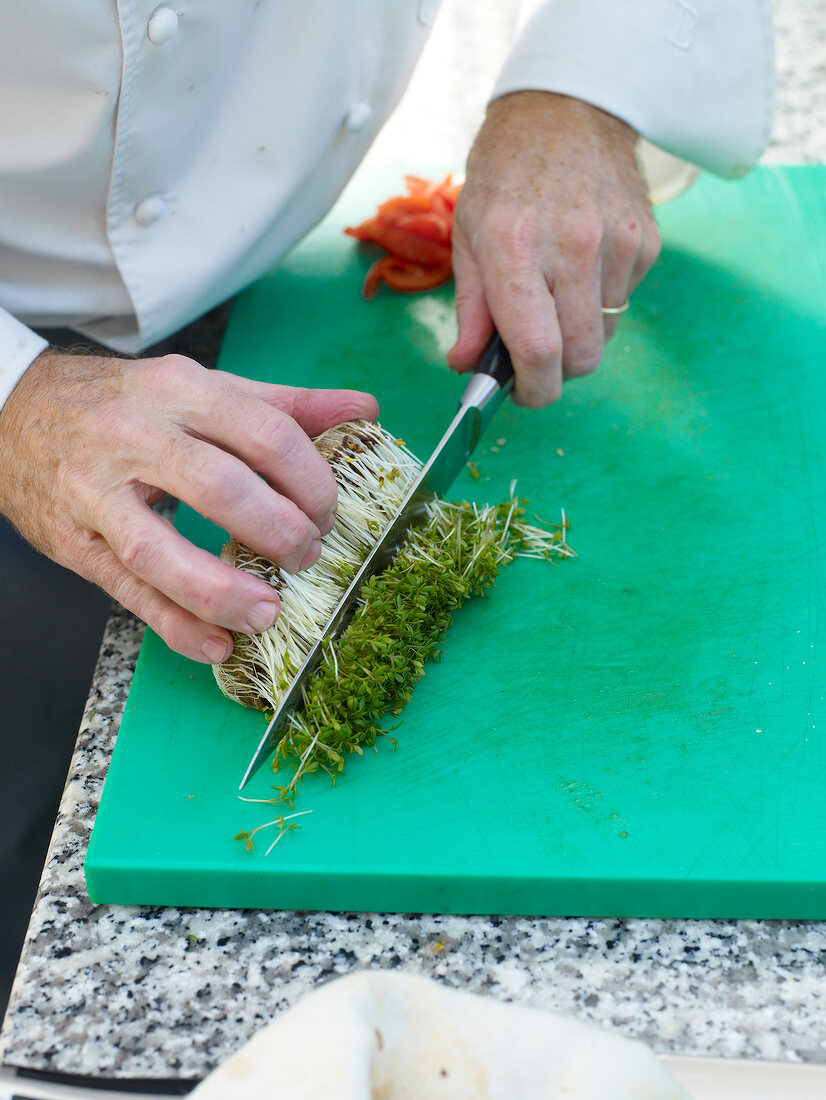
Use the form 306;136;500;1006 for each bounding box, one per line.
0;351;378;663
448;91;661;407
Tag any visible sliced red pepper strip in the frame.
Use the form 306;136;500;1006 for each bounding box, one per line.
363;256;452;298
367;222;451;266
403;175;432;196
381;257;452;292
428;192;452;220
361;257;387;300
346;175;463;297
343;217;378;241
404;174;462;208
435;177;462;208
376;195;432;217
395;212;452;244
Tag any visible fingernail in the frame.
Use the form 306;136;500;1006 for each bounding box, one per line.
246;599;279;633
202;636;232;663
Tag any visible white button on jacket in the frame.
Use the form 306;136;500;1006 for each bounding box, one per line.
0;0;775;411
345;103;373;134
146;6;179;44
134;196;168;226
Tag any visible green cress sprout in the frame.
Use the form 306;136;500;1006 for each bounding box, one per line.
214;421;573;850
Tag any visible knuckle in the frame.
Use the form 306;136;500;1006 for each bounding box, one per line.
307;465;338;518
155;352;201;382
190;579;231;625
613;217;643;264
562;325;604;378
118;526;161;575
569;211;604;261
253;411;299;462
149;604;176;645
147;606;207;662
509;330;561;367
194;457;248;514
515;377;562;409
271;509;313;558
135;354;203;402
254;415;337;517
639;220;662;271
478;207;540;263
564;350;602;378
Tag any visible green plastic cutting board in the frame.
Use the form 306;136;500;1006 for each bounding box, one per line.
86;166;826;917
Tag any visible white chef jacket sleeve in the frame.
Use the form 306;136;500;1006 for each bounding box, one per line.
491;0;775;178
0;310;48;414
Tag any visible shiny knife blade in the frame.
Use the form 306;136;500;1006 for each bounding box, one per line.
239;333;514;789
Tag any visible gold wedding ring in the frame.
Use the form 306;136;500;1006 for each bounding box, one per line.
601;300;630;315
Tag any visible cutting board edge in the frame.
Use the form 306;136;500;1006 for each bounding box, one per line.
83;856;826;920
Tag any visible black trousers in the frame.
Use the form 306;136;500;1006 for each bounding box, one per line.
0;522;111;1016
0;302;231;1018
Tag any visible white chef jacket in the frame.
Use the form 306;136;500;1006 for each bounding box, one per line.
0;0;774;413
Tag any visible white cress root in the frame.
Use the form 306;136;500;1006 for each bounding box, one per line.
213;420;422;710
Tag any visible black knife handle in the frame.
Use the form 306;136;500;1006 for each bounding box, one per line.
475;331;515;392
457;332;515;451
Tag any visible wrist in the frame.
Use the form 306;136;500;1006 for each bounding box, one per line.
486;90;638;148
0;314;48;419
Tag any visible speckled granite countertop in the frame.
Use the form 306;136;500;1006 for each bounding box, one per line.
3;590;826;1079
2;0;826;1085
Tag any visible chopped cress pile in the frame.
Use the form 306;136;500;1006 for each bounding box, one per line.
212;420;573;851
344;174;462;299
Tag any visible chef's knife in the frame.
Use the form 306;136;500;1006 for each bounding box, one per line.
239;332;514;789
